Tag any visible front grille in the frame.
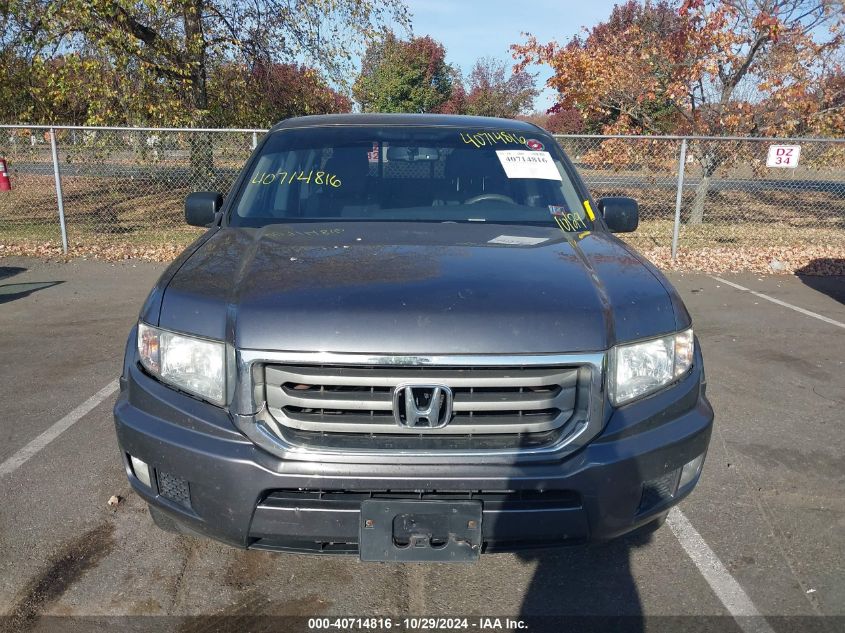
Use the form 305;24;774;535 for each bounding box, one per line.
261;364;585;438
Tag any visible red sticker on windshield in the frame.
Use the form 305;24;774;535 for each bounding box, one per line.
526;139;544;151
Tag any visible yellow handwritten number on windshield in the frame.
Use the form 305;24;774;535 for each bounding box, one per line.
460;131;527;148
250;170;341;188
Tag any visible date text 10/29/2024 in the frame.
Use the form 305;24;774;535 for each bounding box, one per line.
308;617;528;631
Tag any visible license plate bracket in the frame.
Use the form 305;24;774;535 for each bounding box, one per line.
359;500;482;562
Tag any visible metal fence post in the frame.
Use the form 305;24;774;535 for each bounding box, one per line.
671;137;688;261
252;131;257;150
49;128;69;254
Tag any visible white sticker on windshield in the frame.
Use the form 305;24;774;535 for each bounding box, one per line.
495;150;562;181
488;235;549;246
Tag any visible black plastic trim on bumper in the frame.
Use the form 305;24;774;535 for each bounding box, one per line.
247;489;589;555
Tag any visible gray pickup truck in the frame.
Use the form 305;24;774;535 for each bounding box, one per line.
114;114;713;562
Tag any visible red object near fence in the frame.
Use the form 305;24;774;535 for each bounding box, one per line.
0;158;10;191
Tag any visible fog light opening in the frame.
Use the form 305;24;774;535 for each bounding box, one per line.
679;454;705;489
129;455;152;488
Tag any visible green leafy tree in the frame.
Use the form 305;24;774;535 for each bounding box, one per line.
353;32;455;113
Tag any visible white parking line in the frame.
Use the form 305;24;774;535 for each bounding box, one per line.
0;380;119;478
668;508;775;633
710;276;845;329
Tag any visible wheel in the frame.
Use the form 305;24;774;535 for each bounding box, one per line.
148;505;181;533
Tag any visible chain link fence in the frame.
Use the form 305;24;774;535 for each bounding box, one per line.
0;125;843;260
557;135;845;256
0;125;261;254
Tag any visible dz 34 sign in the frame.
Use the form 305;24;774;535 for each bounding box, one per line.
766;145;801;168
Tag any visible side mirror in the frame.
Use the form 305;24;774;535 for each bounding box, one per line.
185;192;223;227
599;197;639;233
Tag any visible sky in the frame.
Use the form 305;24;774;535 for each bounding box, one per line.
398;0;619;111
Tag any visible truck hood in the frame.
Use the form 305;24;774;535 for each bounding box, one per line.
153;222;688;354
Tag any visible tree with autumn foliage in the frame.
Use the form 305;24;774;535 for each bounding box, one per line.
462;57;537;118
208;63;351;128
1;0;407;126
513;0;845;223
1;0;405;184
518;107;586;134
353;32;455;113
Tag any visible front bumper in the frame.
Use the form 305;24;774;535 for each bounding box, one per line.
114;351;713;554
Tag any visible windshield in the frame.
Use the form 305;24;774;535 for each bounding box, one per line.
229;125;595;230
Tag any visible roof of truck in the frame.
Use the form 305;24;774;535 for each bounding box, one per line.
269;113;543;133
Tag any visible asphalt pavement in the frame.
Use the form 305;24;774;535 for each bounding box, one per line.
0;256;842;633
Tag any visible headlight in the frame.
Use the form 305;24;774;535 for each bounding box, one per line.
137;322;226;405
609;328;694;405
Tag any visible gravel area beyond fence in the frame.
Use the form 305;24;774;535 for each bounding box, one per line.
0;125;843;274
